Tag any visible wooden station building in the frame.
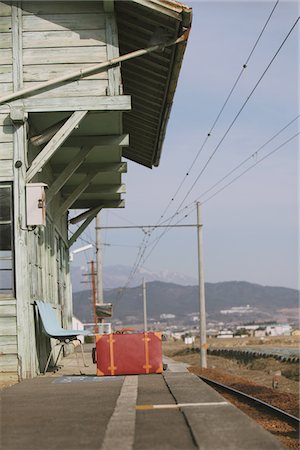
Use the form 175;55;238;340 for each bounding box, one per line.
0;0;192;380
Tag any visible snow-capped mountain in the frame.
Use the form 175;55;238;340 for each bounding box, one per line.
71;264;197;292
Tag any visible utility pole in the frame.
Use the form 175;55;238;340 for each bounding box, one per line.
95;213;104;305
197;202;207;368
90;260;98;334
143;278;148;332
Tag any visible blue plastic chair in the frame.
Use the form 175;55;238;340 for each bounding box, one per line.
35;301;90;374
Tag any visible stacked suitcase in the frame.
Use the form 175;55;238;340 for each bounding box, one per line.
93;331;163;376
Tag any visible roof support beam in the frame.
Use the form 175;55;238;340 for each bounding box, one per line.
52;161;127;175
46;145;94;204
26;110;87;182
72;199;125;209
0;96;131;113
68;206;102;248
55;170;100;217
62;134;129;149
62;184;126;195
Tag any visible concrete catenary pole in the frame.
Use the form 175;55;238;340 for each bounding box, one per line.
95;213;104;305
197;202;207;368
143;278;148;332
90;260;98;334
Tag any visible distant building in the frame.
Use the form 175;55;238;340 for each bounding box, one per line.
292;329;300;336
160;314;176;320
72;316;85;343
254;324;292;337
216;330;234;339
220;305;255;315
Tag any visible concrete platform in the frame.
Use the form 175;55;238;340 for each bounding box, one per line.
0;345;286;450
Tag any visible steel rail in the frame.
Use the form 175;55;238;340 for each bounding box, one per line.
198;375;300;428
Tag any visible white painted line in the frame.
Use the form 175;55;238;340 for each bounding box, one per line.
136;401;229;410
100;376;138;450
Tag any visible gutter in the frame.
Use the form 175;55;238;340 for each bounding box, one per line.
0;31;190;106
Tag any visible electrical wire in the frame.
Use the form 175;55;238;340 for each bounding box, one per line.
174;15;299;213
143;14;300;263
161;114;300;224
116;2;285;294
141;130;299;265
157;0;280;222
201;132;299;205
107;7;299;305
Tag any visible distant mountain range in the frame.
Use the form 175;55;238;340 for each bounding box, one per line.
72;280;299;324
71;264;197;291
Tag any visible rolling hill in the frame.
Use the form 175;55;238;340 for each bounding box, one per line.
72;280;299;324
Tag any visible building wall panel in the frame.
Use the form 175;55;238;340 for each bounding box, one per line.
0;16;11;32
0;160;13;178
0;317;17;336
22;2;109;99
26;80;107;99
0;3;11;16
0;48;12;64
0;335;17;354
0;126;13;142
0;354;18;371
23;64;108;82
23;46;107;65
0;145;13;160
0;66;12;83
22;1;104;15
22;13;105;32
0;31;12;48
23;29;106;48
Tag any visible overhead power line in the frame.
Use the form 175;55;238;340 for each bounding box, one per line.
175;114;300;214
158;0;280;223
121;5;283;296
137;7;297;280
201;131;299;205
141;128;299;267
175;15;300;213
110;6;298;305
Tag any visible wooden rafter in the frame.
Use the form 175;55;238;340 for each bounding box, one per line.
26;110;88;182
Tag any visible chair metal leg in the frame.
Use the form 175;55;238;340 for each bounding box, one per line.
44;341;62;374
53;343;64;370
78;340;89;367
72;340;89;370
44;346;55;374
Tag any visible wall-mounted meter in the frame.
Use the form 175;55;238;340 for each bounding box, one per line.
26;183;48;226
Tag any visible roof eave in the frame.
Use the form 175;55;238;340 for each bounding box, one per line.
153;9;192;166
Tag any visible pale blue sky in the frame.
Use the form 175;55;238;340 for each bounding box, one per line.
71;1;299;290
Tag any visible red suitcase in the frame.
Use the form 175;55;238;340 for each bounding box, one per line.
94;331;163;376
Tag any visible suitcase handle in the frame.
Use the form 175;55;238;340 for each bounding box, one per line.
92;347;96;364
114;327;135;334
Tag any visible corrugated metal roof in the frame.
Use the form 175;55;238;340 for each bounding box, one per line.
116;0;192;168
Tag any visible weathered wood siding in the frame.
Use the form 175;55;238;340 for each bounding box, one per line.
0;3;13;180
22;1;109;98
0;2;13;94
0;1;122;378
0;301;18;378
0;113;13;179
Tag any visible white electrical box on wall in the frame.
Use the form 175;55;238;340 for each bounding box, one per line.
26;183;48;226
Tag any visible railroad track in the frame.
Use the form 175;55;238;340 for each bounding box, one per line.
198;375;300;429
